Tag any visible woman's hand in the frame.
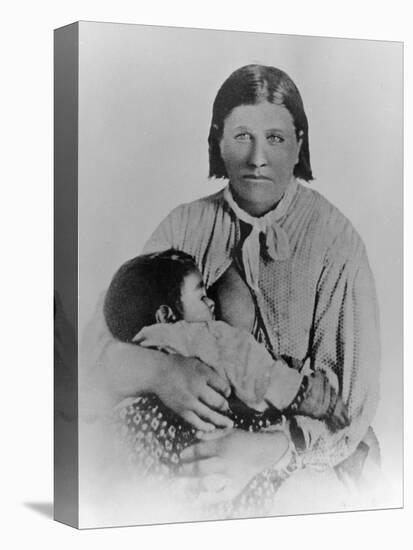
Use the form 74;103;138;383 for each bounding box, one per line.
153;354;233;431
81;318;232;429
299;371;332;417
179;429;289;499
298;371;349;429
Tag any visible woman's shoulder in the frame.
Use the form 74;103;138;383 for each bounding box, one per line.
173;187;225;212
163;187;227;225
295;181;366;260
144;186;229;256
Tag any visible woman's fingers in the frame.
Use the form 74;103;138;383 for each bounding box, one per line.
200;386;229;412
180;457;225;477
180;410;216;432
332;399;350;428
181;438;220;461
328;417;340;431
321;375;331;414
193;401;234;429
207;372;231;397
195;428;232;441
338;409;350;428
328;408;349;431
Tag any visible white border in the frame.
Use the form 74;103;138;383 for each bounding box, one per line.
2;1;410;548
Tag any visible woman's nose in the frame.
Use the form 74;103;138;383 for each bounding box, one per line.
247;139;267;168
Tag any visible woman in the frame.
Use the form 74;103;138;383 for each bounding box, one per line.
81;64;380;514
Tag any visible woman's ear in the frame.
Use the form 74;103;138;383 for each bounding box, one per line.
155;305;176;324
295;130;304;165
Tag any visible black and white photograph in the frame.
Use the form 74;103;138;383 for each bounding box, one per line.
53;21;403;529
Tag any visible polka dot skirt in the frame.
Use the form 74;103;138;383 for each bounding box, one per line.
114;393;295;516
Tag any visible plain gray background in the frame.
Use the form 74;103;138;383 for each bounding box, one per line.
78;22;402;505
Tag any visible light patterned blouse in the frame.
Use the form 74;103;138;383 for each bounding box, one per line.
142;178;381;470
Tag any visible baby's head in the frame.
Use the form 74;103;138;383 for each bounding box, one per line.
104;249;215;342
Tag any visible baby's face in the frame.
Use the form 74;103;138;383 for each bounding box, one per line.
180;269;215;322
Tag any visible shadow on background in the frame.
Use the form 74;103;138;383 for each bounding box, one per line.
24;502;54;519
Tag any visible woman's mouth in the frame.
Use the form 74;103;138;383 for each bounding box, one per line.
242;174;272;182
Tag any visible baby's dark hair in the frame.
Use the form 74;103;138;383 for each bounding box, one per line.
104;249;199;342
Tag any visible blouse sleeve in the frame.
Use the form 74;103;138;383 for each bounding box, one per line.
143;204;192;254
293;225;381;470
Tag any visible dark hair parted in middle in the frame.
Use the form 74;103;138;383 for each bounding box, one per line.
208;64;313;182
104;249;198;342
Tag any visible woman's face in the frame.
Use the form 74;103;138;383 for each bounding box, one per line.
219;101;302;216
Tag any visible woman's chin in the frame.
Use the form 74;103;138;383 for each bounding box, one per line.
238;193;283;216
230;182;285;214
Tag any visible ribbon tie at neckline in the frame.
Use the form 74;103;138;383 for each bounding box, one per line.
223;179;297;292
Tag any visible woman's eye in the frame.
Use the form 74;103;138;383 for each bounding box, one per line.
267;134;284;144
235;132;251;141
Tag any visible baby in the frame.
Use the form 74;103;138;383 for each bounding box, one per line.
104;249;348;476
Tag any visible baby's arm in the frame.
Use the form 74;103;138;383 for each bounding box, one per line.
185;321;349;432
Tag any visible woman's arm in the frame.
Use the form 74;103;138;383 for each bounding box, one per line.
79;295;232;430
293;232;381;469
